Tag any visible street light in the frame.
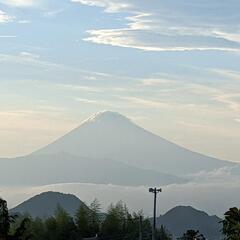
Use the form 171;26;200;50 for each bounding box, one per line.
149;187;162;240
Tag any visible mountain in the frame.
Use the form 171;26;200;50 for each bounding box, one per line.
0;152;185;186
156;206;222;240
10;191;85;218
0;111;236;187
34;111;233;175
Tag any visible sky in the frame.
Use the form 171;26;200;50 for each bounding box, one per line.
0;0;240;162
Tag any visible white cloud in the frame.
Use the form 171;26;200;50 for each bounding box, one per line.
0;0;37;7
71;0;130;13
84;28;240;52
73;0;240;51
0;10;14;23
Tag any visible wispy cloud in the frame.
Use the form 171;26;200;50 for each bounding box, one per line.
214;93;240;113
44;9;64;17
74;0;240;52
212;69;240;81
0;10;14;23
74;97;113;107
119;96;169;109
57;84;103;93
0;35;16;38
84;28;240;52
20;51;40;59
140;78;178;87
71;0;130;13
18;19;30;24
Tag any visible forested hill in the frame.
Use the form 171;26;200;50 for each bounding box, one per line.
156;206;222;240
10;191;86;218
10;192;223;239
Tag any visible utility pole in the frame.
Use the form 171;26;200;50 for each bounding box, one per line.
139;215;143;240
149;187;162;240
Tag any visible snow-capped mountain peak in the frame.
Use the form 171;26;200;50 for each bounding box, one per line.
33;111;230;176
82;111;132;125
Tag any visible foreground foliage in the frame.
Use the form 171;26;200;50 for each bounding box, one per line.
177;230;205;240
0;198;30;240
222;207;240;240
2;197;239;240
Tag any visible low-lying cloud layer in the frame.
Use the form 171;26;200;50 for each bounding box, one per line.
1;167;240;217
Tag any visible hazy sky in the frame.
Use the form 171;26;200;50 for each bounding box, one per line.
0;0;239;161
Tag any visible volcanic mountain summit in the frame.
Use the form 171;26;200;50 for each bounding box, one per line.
0;111;234;186
35;111;230;174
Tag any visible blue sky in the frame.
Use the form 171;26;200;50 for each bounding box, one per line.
0;0;239;161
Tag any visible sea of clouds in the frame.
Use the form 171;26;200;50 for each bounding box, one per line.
1;166;240;217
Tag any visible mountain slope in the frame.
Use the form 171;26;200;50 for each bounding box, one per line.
156;206;222;240
0;152;185;186
34;111;233;176
10;191;85;218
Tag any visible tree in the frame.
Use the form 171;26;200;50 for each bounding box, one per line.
45;216;58;240
54;205;77;240
156;225;172;240
222;207;240;240
101;202;149;240
177;230;205;240
101;201;128;237
0;198;15;240
75;204;91;238
29;218;46;240
88;199;101;236
0;198;30;240
12;218;31;240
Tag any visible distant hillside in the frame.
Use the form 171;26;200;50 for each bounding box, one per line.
156;206;222;240
11;191;85;218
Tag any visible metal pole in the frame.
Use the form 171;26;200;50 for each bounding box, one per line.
139;215;143;240
153;188;157;240
149;187;162;240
